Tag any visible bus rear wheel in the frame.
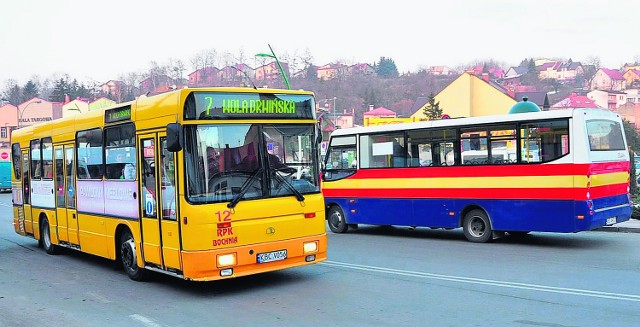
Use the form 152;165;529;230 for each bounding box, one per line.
41;217;60;255
120;230;147;281
463;209;493;243
327;206;348;233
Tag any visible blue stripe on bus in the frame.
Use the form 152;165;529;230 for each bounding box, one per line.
327;196;631;233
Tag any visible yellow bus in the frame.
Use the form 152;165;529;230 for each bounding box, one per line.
11;87;327;281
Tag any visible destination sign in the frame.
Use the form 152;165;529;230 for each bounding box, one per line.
185;92;315;120
105;105;132;123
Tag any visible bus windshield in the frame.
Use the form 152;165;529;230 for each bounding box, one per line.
184;123;319;203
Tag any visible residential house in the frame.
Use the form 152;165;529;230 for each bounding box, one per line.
623;69;640;88
427;66;454;76
89;97;116;111
411;72;516;119
255;61;290;85
101;80;126;101
616;102;640;131
551;93;599;109
188;66;220;86
0;103;18;145
587;90;627;109
17;98;62;128
502;66;531;88
363;106;397;122
504;66;529;79
555;60;583;82
316;63;346;80
537;60;583;82
590;68;625;91
468;65;504;79
623;63;640;73
538;61;559;80
139;75;175;95
514;92;550;110
62;98;89;118
333;109;355;129
535;59;555;66
348;63;375;76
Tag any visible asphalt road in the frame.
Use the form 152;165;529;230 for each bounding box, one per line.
1;192;640;327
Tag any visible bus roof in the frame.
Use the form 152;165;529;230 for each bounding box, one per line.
331;108;621;137
11;87;316;146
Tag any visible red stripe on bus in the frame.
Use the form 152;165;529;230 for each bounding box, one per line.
347;162;629;179
323;188;577;200
323;184;628;201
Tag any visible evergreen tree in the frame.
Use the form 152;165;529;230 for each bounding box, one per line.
375;57;399;78
49;78;70;102
22;80;39;100
422;92;443;120
5;84;23;105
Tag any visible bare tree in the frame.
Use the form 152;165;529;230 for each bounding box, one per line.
168;58;186;83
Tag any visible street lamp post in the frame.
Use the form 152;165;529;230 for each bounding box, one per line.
18;100;42;128
319;97;338;124
255;44;291;90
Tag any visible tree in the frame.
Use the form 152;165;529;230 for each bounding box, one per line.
1;80;23;105
49;78;70;102
375;57;399;78
582;56;601;89
422;92;443;120
22;80;39;100
521;59;539;86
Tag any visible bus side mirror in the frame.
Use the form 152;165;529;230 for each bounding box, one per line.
166;123;183;152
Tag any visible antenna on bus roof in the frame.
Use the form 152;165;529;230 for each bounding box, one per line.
232;66;258;90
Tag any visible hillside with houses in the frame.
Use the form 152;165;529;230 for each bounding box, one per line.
2;56;640;144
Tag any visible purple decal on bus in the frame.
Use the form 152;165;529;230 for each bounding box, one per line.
103;181;138;218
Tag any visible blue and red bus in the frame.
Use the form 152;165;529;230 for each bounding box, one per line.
322;108;632;242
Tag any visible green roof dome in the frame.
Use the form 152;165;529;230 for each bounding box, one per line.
509;96;541;114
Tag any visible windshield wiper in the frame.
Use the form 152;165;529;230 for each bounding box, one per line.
227;168;263;209
272;170;305;202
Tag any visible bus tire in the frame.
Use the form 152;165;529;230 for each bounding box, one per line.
463;209;493;243
120;230;147;281
327;206;348;233
41;217;60;255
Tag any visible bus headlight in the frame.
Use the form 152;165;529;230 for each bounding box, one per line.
303;241;318;253
217;253;236;267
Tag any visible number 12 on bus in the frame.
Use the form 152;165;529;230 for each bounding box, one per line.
322;108;632;242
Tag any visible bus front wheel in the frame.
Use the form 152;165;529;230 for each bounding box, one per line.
327;206;348;233
41;217;60;255
120;230;147;281
463;209;493;243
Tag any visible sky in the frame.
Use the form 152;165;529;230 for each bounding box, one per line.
1;0;639;86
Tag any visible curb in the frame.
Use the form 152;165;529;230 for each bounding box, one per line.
595;226;640;233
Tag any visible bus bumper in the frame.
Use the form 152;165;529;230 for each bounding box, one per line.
180;234;327;281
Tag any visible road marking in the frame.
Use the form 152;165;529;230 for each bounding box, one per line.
85;291;111;304
0;202;12;207
129;314;163;327
321;261;640;302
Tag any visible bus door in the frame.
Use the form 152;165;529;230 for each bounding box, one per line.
54;145;79;246
21;151;33;235
138;133;181;272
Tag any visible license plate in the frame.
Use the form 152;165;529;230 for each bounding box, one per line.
257;250;287;263
606;217;616;225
